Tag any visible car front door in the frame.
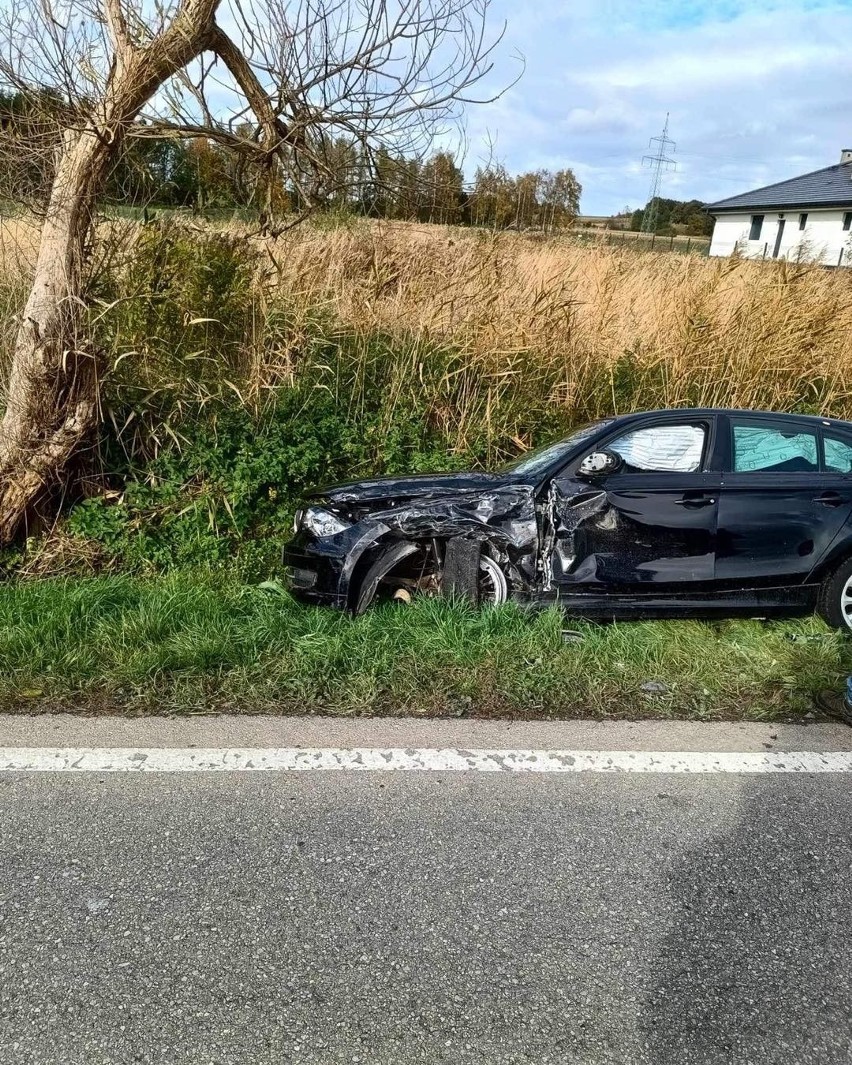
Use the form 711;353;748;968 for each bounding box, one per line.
715;416;852;586
546;418;720;589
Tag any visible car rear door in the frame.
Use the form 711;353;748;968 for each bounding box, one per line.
715;415;852;586
547;417;720;589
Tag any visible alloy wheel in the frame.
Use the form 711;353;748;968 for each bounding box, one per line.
478;555;508;606
841;574;852;633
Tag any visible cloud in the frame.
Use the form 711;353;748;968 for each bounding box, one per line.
563;105;634;136
460;0;852;214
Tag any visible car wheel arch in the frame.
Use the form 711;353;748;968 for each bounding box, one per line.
809;539;852;588
349;539;421;615
816;553;852;633
347;534;510;614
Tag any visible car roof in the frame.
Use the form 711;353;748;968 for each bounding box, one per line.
610;408;852;430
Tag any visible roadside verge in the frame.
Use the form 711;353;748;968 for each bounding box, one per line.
2;573;851;720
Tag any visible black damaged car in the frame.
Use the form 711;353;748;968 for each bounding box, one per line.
283;408;852;632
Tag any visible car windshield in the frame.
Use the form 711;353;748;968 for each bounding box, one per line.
500;421;613;476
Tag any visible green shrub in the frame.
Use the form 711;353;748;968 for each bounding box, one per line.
68;375;479;576
49;222;581;576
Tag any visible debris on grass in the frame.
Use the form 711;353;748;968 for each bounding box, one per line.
561;629;586;644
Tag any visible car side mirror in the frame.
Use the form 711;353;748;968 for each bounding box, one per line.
577;450;623;479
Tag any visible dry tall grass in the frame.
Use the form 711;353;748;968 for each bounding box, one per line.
4;215;852;458
256;219;852;422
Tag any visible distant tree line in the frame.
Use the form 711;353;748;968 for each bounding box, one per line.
115;141;583;231
0;91;581;230
608;197;713;237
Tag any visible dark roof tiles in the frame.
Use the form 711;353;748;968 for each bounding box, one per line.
706;162;852;212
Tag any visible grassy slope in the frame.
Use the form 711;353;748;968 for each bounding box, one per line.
1;573;848;719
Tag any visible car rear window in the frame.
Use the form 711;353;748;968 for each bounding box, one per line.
824;434;852;474
732;424;818;473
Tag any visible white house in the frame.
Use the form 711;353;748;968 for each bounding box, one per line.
706;150;852;266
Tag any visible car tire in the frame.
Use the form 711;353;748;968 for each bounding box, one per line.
817;556;852;634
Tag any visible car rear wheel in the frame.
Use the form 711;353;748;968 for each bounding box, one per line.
817;557;852;634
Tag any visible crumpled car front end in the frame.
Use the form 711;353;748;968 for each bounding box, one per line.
283;472;540;613
284;498;384;608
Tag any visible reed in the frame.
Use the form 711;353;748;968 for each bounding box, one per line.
5;213;852;467
241;220;852;451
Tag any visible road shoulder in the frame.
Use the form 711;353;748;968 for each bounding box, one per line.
1;714;850;751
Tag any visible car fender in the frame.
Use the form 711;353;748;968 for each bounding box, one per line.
807;524;852;584
335;522;393;602
352;540;421;614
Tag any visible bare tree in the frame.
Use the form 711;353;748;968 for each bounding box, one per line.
0;0;508;542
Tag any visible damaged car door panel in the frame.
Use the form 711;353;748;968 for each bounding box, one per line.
546;419;719;590
283;409;852;633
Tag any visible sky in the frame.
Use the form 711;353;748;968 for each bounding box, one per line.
460;0;852;215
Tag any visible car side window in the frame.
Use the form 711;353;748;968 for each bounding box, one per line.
824;433;852;474
731;423;818;473
607;424;706;473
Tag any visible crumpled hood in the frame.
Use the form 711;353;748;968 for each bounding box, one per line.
314;471;516;505
308;470;540;554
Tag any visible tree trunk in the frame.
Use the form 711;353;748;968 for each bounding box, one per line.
0;8;219;544
0;127;110;542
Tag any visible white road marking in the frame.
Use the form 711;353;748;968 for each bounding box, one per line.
0;747;850;773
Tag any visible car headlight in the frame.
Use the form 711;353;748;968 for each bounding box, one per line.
301;506;351;538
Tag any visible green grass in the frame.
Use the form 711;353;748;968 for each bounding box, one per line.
0;572;849;719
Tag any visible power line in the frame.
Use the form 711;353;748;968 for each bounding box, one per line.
640;114;677;233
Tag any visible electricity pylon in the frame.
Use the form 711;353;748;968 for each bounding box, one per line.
640;114;677;233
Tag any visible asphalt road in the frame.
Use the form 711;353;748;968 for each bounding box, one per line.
0;719;850;1065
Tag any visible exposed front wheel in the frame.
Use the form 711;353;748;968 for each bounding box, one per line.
355;542;508;612
478;554;509;606
817;557;852;634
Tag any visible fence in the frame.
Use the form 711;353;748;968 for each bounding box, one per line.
568;228;710;257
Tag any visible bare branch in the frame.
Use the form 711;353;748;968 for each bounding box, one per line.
102;0;131;54
128;119;265;155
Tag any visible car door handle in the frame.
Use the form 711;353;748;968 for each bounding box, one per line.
813;491;846;507
675;495;716;507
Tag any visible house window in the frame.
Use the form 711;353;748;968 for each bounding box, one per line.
844;212;852;231
749;215;764;240
799;213;808;230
